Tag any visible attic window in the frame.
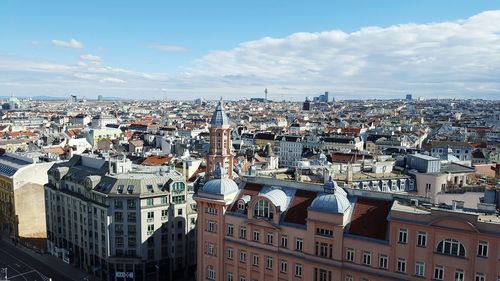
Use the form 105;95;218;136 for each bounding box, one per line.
127;185;134;194
147;184;154;192
238;201;246;210
117;185;124;193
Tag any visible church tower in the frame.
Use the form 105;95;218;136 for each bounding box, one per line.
205;98;234;179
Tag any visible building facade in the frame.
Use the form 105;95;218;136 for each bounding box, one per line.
278;136;304;168
195;176;500;281
0;152;54;249
45;155;197;281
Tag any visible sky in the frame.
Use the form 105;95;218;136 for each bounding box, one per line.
1;1;500;101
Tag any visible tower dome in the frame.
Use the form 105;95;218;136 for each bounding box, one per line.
310;178;350;214
201;164;238;196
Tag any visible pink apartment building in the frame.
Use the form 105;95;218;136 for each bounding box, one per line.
195;100;500;281
195;175;500;281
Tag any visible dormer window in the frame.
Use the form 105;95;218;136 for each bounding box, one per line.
117;185;124;193
254;199;273;219
127;185;134;194
147;184;154;192
238;201;245;211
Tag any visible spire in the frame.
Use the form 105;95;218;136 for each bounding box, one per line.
210;97;229;127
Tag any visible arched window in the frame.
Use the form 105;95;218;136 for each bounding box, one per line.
207;265;215;280
254;199;273;219
436;239;466;257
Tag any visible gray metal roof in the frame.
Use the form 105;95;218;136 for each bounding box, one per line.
210;99;229;127
310;180;350;214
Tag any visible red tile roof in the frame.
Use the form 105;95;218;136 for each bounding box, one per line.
283;189;317;225
348;198;392;240
141;155;173;166
230;182;263;212
331;152;373;163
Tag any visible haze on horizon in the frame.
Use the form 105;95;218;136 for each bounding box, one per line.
0;1;499;101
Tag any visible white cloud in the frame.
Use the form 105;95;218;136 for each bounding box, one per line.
188;10;500;99
99;77;126;84
80;54;102;62
148;44;189;53
51;39;84;49
1;11;500;100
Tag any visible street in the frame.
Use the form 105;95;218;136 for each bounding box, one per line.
0;238;70;281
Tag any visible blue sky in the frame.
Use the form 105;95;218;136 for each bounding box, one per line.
1;1;499;100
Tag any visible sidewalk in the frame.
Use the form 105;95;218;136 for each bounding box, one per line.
0;231;90;281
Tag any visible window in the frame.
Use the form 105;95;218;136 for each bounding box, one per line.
280;235;288;248
362;251;371;265
433;266;444;280
239;227;247;239
295;264;303;277
206;206;218;214
227;273;233;281
346;248;354;262
316;242;331;258
115;199;123;209
177;209;182;215
379;255;388;269
475;273;485;281
252;230;260;241
146;198;153;206
127;199;135;209
227;247;233;260
398;228;408;244
417;232;427;247
207;266;215;280
280;260;288;273
239;277;245;281
316;228;333;237
295;238;303;251
207;220;216;233
315;268;331;281
237;201;245;210
267;233;273;244
239;251;246;263
147;211;154;221
345;276;353;281
115;212;123;222
415;261;425;277
207;243;215;256
265;256;273;269
252;254;259;266
396;258;406;273
437;239;466;257
477;241;488;257
147;224;154;234
227;224;234;237
254;199;273;219
455;269;464;281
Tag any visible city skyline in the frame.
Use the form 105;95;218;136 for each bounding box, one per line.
1;1;500;100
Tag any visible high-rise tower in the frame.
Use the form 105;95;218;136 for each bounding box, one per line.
205;98;234;179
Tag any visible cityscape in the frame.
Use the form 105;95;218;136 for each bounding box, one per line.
0;1;500;281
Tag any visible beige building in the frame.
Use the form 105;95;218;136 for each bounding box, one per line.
0;152;54;249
